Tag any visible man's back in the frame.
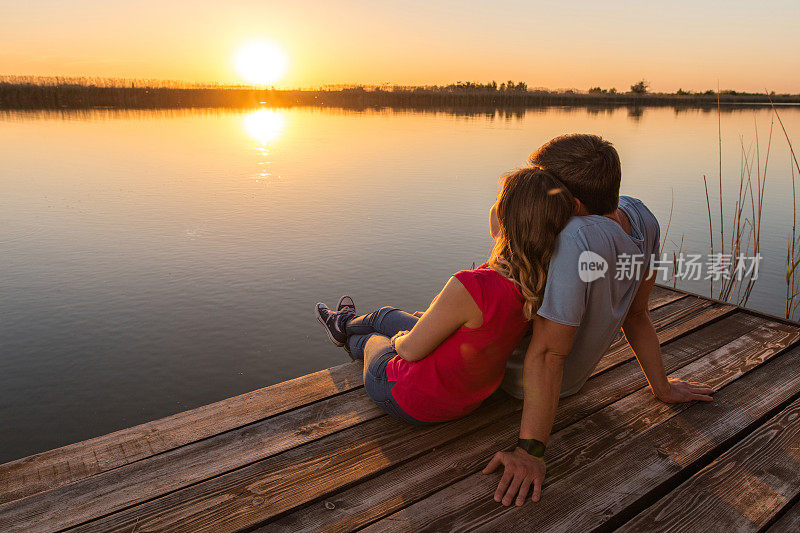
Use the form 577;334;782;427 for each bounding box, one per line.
503;195;660;397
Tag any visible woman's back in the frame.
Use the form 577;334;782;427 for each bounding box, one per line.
387;264;530;422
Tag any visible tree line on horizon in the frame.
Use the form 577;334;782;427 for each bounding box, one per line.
0;75;789;97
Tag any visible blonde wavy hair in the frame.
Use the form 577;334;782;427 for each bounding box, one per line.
488;167;574;319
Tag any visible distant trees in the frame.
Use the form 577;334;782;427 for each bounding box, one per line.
630;80;649;94
444;81;528;92
502;80;528;91
445;81;488;91
588;87;618;95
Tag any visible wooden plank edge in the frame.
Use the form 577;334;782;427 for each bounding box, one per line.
655;282;800;328
765;494;800;532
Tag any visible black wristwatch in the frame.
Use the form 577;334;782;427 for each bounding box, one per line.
517;438;546;458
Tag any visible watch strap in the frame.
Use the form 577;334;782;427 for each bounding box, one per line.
517;438;546;458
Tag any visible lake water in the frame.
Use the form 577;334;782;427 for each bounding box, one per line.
2;105;799;462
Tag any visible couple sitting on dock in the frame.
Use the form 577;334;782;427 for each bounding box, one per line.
315;133;715;508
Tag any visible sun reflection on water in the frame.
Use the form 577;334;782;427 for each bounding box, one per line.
242;109;285;145
242;109;286;182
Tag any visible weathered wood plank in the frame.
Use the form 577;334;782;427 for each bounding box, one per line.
603;295;700;353
68;394;515;533
595;299;735;375
276;317;800;533
402;347;800;532
0;361;363;505
649;285;688;309
767;499;800;532
66;312;773;533
617;397;800;532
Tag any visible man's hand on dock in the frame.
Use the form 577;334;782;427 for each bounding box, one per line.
655;378;715;404
482;447;546;506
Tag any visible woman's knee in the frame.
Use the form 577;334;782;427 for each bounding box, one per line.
363;334;393;366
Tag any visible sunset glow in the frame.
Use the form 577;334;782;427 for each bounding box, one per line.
3;1;798;92
234;41;288;86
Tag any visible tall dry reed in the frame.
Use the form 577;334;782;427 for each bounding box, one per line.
701;92;799;318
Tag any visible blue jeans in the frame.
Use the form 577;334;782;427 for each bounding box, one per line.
345;307;433;425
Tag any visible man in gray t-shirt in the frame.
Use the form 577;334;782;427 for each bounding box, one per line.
502;195;660;396
484;134;716;508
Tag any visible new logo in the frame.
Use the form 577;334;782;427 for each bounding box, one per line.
578;251;608;282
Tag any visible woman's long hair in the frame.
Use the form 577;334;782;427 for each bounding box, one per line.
488;167;574;319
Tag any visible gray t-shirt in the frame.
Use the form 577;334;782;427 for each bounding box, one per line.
501;196;660;398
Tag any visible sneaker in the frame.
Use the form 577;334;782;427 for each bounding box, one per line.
337;295;356;315
336;296;356;358
315;303;352;347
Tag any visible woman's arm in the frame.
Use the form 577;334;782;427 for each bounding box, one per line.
394;277;481;362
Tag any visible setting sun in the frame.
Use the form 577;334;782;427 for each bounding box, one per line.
234;41;288;86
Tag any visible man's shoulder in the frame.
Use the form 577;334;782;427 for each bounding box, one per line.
619;195;657;220
619;195;660;233
618;195;644;208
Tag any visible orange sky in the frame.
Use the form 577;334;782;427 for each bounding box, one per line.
2;1;799;92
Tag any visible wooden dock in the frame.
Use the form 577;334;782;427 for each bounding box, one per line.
2;285;800;532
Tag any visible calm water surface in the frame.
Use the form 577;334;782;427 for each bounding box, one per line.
2;105;799;461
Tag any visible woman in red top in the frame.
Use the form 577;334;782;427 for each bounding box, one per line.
316;167;573;424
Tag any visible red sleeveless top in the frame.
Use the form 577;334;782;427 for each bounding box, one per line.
386;264;531;422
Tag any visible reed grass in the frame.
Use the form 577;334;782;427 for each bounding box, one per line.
767;93;800;319
700;91;799;317
657;189;685;289
702;123;766;306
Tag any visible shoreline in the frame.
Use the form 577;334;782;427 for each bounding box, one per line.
2;84;799;111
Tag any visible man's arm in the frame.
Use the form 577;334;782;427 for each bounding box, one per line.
482;316;576;506
622;272;715;403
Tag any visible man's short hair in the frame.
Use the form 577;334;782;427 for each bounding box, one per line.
528;134;621;215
